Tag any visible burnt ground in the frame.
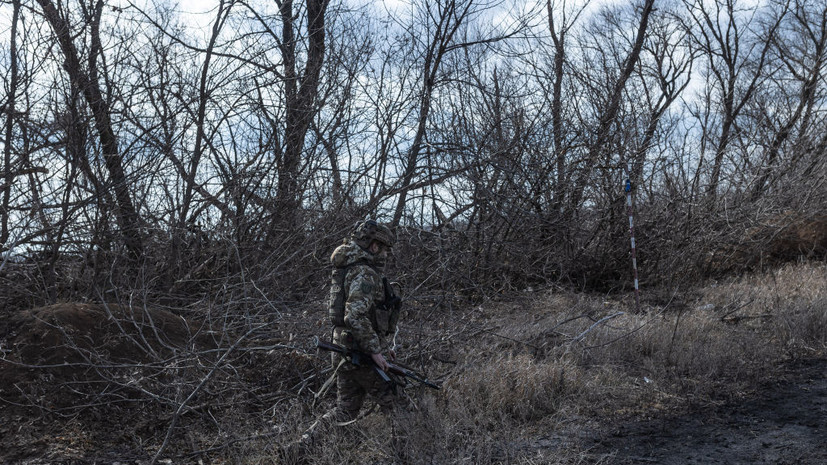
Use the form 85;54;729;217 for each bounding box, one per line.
587;358;827;464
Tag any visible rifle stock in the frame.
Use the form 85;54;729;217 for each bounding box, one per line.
314;337;441;390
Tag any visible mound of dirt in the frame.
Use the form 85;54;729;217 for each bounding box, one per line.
3;302;196;364
0;302;212;405
0;303;318;463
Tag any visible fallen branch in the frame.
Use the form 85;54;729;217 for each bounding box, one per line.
571;312;625;343
719;298;756;323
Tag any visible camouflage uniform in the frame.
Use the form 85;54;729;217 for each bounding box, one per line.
327;238;399;420
290;222;409;461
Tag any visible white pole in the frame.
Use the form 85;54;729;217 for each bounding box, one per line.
625;178;640;311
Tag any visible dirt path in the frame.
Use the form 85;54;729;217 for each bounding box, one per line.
589;358;827;464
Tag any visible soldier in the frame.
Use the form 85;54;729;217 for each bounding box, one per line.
324;218;401;421
292;219;406;456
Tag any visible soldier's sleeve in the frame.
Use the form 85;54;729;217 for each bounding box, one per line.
343;269;382;354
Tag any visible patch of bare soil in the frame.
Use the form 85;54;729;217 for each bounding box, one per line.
588;358;827;464
0;303;206;464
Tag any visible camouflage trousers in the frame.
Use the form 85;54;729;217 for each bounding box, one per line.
328;358;398;421
299;358;411;460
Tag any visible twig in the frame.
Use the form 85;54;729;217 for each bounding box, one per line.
150;322;267;465
571;312;625;343
719;298;756;322
666;306;684;363
585;293;676;349
722;313;774;324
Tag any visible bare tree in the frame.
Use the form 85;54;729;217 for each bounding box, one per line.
545;0;591;214
1;0;823;307
627;6;695;190
566;0;656;218
390;0;469;226
1;0;21;249
307;8;378;213
276;0;331;224
389;0;532;226
750;0;827;199
682;0;787;204
178;1;234;232
35;0;144;257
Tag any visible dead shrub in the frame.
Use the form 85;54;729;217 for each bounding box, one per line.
4;262;825;463
705;213;827;275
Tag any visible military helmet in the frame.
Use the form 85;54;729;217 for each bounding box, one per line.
352;219;395;248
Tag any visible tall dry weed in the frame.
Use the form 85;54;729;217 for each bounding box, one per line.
698;262;827;351
445;352;580;423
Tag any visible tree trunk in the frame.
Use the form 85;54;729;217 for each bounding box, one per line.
36;0;144;258
1;0;21;249
548;0;568;213
276;0;330;224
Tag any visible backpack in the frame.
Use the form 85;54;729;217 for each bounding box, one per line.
328;261;368;327
328;262;401;328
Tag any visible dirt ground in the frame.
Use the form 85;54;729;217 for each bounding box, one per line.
585;358;827;464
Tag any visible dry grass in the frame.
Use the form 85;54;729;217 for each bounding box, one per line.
226;263;827;464
3;263;824;464
699;261;827;353
275;262;826;464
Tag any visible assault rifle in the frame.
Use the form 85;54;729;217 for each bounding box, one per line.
314;337;441;390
